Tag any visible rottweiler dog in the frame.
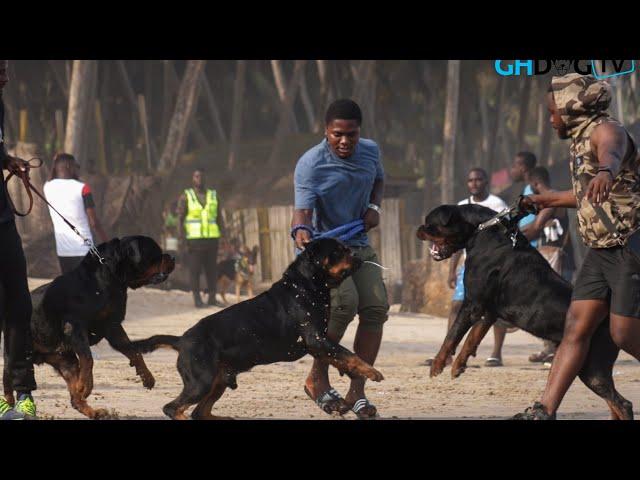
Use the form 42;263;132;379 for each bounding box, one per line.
217;245;259;304
132;237;384;420
2;236;175;419
417;204;633;420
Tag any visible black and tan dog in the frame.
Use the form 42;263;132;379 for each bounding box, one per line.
2;236;175;419
132;237;384;420
217;245;259;304
417;204;633;420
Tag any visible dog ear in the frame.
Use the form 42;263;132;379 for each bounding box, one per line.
124;238;142;265
440;206;457;226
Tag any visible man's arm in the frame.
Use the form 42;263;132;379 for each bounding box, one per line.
586;122;628;205
86;208;108;243
82;186;108;243
363;177;384;231
520;207;556;241
292;209;313;250
524;190;577;210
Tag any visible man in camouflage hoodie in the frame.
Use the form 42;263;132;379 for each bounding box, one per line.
515;73;640;420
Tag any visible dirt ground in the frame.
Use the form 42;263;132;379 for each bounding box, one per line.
6;278;640;420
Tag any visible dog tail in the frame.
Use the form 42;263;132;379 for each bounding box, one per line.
131;335;181;353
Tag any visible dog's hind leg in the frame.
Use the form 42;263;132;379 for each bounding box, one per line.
163;344;217;420
191;370;232;420
578;323;633;420
451;314;495;378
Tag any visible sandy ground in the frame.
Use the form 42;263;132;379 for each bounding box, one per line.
5;278;640;420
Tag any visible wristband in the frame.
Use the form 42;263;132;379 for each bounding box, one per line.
367;203;382;214
291;224;313;241
597;167;614;180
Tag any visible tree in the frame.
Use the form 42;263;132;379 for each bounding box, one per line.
267;60;307;168
64;60;96;164
440;60;460;204
227;60;247;171
158;60;206;172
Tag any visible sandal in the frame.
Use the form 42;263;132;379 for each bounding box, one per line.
512;402;556;420
304;386;349;415
350;398;378;419
484;357;503;367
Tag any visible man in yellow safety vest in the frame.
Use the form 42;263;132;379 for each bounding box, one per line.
178;168;225;308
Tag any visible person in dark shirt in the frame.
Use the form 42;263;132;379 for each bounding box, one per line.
0;60;38;419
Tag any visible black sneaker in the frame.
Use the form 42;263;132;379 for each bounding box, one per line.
512;402;556;420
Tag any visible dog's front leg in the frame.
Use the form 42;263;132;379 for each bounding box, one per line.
105;323;155;389
64;319;94;399
430;300;482;378
450;313;496;378
303;330;384;382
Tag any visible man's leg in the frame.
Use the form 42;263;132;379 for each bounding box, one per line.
538;299;609;415
344;247;389;415
0;222;36;416
204;239;221;306
486;323;506;366
304;277;357;413
186;242;204;307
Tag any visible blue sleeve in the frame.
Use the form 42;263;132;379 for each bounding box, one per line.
519;184;537;246
294;156;317;210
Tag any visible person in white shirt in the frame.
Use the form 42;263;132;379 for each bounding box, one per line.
423;168;509;367
43;153;108;274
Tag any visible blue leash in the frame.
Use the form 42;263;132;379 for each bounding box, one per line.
292;219;365;243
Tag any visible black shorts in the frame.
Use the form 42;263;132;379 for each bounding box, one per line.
572;243;640;318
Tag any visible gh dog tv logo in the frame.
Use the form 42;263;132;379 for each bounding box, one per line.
494;60;636;79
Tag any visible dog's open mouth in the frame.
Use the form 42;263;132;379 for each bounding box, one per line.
429;242;454;261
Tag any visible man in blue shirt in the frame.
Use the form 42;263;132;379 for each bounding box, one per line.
292;99;388;419
509;151;538;248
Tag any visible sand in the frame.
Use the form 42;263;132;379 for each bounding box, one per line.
7;278;640;420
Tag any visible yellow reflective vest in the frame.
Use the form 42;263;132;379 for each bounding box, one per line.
184;188;220;239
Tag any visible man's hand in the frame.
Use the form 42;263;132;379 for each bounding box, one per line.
295;228;312;250
363;208;380;231
448;270;457;289
586;171;613;206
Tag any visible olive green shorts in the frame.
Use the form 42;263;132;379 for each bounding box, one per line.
328;245;390;339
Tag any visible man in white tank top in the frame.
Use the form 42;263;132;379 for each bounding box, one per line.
43;153;108;274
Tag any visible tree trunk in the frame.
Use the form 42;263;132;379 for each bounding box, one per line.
267;60;307;168
227;60;247;171
164;61;209;149
64;60;96;164
516;77;532;149
487;76;506;175
200;74;227;142
299;69;316;132
440;60;460;205
48;60;69;99
270;60;299;133
315;60;330;133
158;60;206;172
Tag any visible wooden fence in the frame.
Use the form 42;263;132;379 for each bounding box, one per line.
224;198;425;301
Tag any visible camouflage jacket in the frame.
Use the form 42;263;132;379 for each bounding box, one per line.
570;116;640;248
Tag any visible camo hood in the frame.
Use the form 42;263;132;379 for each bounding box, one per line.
550;73;612;138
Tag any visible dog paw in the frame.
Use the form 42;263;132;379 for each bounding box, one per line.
92;408;112;420
141;373;155;389
361;365;384;382
430;358;445;378
451;364;466;378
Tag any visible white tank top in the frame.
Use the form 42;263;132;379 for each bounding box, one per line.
43;178;94;257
